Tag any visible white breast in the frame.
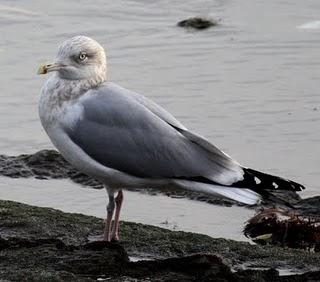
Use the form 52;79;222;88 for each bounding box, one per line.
38;75;156;189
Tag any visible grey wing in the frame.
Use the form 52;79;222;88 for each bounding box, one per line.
119;83;187;130
63;83;244;185
116;83;232;161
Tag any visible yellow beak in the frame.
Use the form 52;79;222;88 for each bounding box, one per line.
37;62;63;75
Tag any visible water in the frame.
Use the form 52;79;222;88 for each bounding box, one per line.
0;0;319;239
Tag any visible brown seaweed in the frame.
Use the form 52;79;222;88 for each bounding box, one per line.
244;207;320;252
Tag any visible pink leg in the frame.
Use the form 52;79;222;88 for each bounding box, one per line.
111;190;124;241
103;194;115;241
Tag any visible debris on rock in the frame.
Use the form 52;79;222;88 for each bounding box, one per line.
244;207;320;251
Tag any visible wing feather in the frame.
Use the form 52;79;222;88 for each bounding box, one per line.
63;82;244;185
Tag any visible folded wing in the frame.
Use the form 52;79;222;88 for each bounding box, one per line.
62;83;244;186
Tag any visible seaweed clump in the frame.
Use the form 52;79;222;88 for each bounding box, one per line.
244;207;320;251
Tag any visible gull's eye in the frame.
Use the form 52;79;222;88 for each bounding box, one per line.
78;52;87;61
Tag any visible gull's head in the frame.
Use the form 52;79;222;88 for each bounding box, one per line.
38;36;107;83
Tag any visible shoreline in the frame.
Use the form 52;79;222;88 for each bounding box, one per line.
0;199;319;281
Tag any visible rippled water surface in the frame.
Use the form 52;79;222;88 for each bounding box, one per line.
0;0;319;238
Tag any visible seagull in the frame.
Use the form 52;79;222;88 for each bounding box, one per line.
38;36;305;241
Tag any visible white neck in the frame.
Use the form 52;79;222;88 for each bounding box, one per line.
46;73;105;101
38;73;105;126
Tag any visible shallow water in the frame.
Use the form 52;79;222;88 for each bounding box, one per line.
0;0;319;239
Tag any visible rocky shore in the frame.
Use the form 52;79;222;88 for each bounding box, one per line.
1;200;320;281
0;150;320;280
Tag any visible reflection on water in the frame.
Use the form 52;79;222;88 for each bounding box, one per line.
0;0;319;237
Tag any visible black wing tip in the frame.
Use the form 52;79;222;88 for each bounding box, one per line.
290;181;306;191
238;167;306;192
274;176;306;192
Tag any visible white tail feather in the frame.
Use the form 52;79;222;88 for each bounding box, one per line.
176;180;261;205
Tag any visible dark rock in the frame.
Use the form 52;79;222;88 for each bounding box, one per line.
0;149;103;188
0;150;247;206
126;254;234;281
296;196;320;216
1;200;320;281
177;17;219;30
0;150;310;209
